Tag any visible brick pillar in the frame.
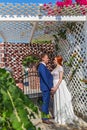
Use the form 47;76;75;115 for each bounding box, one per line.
0;43;5;68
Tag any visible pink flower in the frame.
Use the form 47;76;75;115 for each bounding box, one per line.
56;0;73;7
80;6;86;15
72;4;75;7
43;0;87;16
48;10;53;15
43;3;51;10
43;4;47;7
56;1;65;7
76;0;87;5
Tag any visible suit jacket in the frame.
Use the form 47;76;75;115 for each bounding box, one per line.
38;63;53;91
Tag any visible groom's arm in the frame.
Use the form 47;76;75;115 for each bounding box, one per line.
39;65;51;90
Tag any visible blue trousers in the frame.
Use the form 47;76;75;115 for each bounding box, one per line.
42;91;50;119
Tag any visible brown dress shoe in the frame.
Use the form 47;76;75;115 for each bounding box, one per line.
42;120;53;124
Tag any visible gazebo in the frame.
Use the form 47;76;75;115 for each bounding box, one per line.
0;1;87;122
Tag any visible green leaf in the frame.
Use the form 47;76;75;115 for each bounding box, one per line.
0;68;39;129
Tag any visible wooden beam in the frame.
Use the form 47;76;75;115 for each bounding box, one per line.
0;31;7;42
0;15;86;22
29;22;38;43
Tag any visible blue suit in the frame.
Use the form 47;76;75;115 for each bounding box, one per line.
38;63;53;119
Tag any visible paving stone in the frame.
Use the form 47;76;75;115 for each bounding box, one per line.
31;118;87;130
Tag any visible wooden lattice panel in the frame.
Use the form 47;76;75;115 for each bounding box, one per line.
0;3;40;16
0;21;34;43
0;3;87;17
56;22;87;118
0;3;87;43
41;4;87;16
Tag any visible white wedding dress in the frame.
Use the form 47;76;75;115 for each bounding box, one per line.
51;66;78;125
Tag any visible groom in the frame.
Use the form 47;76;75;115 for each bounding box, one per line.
38;53;53;124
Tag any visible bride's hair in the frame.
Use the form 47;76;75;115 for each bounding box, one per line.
56;55;63;66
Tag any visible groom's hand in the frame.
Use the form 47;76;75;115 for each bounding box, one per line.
50;94;54;99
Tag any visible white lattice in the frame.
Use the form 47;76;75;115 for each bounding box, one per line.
0;3;86;17
55;22;87;117
0;21;34;43
0;3;40;16
0;3;87;43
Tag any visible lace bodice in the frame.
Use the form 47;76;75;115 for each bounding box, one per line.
51;66;63;80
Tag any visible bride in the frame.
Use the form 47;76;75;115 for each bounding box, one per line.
51;55;78;125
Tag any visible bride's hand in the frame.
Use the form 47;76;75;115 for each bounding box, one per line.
51;86;58;94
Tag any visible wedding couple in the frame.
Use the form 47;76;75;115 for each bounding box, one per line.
38;53;77;125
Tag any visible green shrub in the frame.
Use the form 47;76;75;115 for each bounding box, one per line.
22;55;39;67
0;68;39;130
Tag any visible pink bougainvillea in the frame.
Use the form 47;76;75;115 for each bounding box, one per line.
76;0;87;5
42;0;87;16
56;0;87;6
56;0;72;7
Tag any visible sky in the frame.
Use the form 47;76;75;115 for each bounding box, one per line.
0;0;75;4
0;0;57;4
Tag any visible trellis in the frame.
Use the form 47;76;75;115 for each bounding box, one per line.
0;3;87;119
56;22;87;118
0;3;87;43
